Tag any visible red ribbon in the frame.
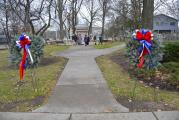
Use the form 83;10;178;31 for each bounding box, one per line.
19;38;31;81
136;31;151;42
135;30;152;69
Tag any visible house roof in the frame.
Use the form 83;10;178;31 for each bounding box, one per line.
76;24;88;29
154;14;178;21
76;24;102;29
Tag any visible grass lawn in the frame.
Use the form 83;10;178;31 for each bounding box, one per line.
94;41;124;49
96;50;179;111
0;44;69;112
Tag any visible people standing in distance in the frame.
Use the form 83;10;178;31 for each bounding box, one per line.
93;35;97;45
78;34;82;45
99;35;103;45
84;35;90;46
72;34;78;45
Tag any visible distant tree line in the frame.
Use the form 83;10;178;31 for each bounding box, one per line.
1;0;175;44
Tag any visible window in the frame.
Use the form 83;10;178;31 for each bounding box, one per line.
156;22;159;26
170;22;176;26
161;22;164;25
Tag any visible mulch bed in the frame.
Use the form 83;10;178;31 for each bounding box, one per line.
39;57;60;66
0;96;44;112
110;52;178;91
110;51;177;111
117;97;176;112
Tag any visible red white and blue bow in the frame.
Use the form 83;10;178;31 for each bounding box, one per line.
16;34;34;81
132;29;153;69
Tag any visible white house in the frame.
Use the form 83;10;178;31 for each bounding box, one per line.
76;24;101;36
153;14;178;33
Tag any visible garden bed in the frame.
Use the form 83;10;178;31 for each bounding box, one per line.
111;51;179;91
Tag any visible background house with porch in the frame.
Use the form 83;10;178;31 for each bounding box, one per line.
153;14;178;33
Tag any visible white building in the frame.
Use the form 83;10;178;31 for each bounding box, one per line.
76;24;101;36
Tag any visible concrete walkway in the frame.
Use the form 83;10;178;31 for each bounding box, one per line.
1;111;179;120
34;45;128;113
1;45;179;120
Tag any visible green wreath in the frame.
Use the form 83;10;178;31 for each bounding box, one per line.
126;31;162;70
9;35;45;68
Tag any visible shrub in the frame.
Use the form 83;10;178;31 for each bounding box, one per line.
9;35;45;68
163;43;179;62
163;62;179;87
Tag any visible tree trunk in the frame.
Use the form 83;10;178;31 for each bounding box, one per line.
72;13;76;34
3;0;11;46
88;21;93;35
71;0;83;35
101;0;107;40
59;19;64;40
88;0;94;35
142;0;154;30
67;13;71;38
71;0;76;34
5;11;10;46
36;0;52;36
101;12;105;38
27;0;36;35
39;0;52;36
88;11;93;35
57;0;65;40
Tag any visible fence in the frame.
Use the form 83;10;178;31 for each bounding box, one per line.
155;33;179;42
116;33;179;42
0;35;8;44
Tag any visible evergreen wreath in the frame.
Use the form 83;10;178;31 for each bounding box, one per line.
10;35;45;68
126;29;162;70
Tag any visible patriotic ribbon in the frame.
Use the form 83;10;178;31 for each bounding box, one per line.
133;29;153;69
16;34;34;81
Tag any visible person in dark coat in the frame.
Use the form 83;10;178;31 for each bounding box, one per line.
72;34;78;45
99;35;103;45
84;35;90;46
93;35;97;45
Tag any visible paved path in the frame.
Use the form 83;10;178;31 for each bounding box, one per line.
1;45;179;120
34;45;128;113
1;111;179;120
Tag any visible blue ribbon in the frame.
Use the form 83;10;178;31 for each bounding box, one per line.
140;40;151;54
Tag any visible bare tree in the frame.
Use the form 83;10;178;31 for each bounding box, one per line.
98;0;110;39
159;0;179;19
55;0;68;40
130;0;143;29
0;0;11;45
70;0;83;34
7;0;53;36
110;0;131;38
80;0;100;35
154;0;166;12
36;0;53;36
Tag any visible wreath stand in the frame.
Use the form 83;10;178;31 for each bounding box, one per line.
130;68;159;112
127;29;161;112
15;67;39;101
